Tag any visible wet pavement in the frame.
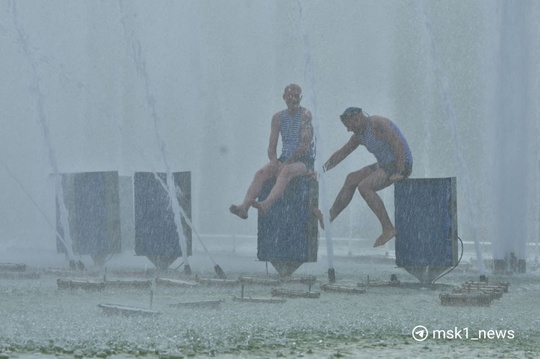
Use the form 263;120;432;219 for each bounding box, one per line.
1;237;539;358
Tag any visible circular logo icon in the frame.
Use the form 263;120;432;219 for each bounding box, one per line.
412;325;429;342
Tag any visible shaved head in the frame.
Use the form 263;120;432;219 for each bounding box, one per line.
284;84;302;95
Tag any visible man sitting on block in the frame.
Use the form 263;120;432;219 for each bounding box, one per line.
230;84;315;219
317;107;413;247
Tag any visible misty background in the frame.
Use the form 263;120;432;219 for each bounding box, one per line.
1;0;539;263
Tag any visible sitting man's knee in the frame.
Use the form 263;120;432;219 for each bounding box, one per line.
357;182;370;197
345;172;358;187
279;164;295;179
256;165;274;178
255;168;266;177
281;164;309;183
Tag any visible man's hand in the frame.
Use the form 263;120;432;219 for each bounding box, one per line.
389;173;404;181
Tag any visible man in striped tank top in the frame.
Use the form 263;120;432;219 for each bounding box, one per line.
319;107;413;247
229;84;315;219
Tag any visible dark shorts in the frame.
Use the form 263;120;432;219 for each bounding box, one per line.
278;155;315;171
369;161;413;179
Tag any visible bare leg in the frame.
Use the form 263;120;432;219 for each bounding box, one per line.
230;161;279;219
229;204;249;219
357;168;396;247
313;166;375;230
253;162;308;215
328;166;376;222
313;207;325;229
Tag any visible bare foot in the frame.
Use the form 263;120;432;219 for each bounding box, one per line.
252;201;269;215
313;208;325;229
373;227;397;247
229;204;248;219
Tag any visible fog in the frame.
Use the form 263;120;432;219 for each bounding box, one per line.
1;0;539;264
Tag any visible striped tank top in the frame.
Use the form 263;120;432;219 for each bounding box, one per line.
358;119;413;165
279;108;315;160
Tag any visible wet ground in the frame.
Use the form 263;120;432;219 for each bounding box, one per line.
1;238;539;358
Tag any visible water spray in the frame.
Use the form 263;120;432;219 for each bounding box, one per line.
296;1;335;283
119;3;226;278
418;2;486;274
11;0;224;276
11;2;76;266
119;2;191;273
154;178;227;279
0;157;74;261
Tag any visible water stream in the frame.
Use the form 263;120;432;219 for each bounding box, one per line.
294;1;335;275
9;1;76;262
417;1;485;273
1;2;539;356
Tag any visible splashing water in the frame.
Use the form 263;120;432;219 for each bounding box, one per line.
10;1;75;261
295;1;334;272
490;2;531;267
118;1;189;268
417;2;485;274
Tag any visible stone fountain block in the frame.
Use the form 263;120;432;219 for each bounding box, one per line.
0;263;26;272
439;292;492;307
493;252;527;274
134;172;192;270
119;175;136;251
320;284;366;294
57;278;106;291
169;300;223;309
270;288;321;299
56;172;121;265
257;176;319;277
98;303;161;316
394;177;458;284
